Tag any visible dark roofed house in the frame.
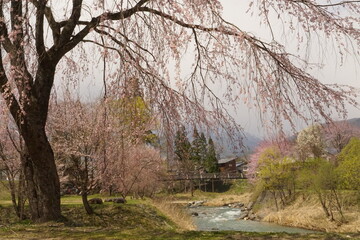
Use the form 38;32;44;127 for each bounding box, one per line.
236;161;248;178
217;158;237;173
236;161;248;172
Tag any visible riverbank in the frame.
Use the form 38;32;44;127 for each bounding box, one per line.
257;193;360;233
1;183;359;238
174;190;360;233
0;199;359;240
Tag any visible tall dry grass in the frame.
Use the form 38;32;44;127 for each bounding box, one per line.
260;192;360;233
150;198;195;231
203;193;252;207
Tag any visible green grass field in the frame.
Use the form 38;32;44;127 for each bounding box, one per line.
0;183;359;240
0;181;11;206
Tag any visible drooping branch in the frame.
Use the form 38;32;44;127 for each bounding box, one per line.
258;0;360;55
6;126;21;154
49;0;150;62
10;0;23;47
306;0;360;7
95;24;156;60
0;46;21;127
6;1;34;100
134;5;357;129
93;27;153;63
0;1;14;53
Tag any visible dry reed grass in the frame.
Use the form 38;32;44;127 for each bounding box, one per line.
203;193;252;207
260;193;360;233
150;198;196;231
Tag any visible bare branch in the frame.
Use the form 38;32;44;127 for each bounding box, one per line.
57;0;83;47
29;0;61;46
0;1;14;53
10;0;26;53
0;46;21;127
50;0;150;61
6;127;21;154
35;0;47;59
309;0;360;7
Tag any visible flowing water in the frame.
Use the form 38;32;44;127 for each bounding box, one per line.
189;206;317;233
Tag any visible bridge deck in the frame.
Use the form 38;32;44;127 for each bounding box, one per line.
164;172;246;181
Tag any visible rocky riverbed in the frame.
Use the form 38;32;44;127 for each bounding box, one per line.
188;200;259;221
187;205;317;233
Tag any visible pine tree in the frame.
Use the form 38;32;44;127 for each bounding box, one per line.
190;128;202;166
206;138;219;173
199;133;208;165
174;126;191;162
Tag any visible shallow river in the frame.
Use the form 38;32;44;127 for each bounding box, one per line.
188;206;317;233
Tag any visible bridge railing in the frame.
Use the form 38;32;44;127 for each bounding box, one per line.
164;171;246;181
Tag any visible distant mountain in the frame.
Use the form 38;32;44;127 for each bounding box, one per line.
210;130;261;158
215;117;360;159
347;118;360;128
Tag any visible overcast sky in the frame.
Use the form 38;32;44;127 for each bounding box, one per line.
220;0;360;137
58;1;360;138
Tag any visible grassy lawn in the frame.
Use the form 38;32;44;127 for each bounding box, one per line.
1;222;358;239
0;181;12;206
0;197;358;239
1;185;360;239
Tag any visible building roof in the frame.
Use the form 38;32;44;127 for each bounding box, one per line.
236;162;247;167
218;158;236;164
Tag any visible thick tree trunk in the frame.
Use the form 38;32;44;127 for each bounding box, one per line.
18;66;61;221
22;152;41;220
7;103;62;222
1;1;68;220
22;125;61;222
15;63;62;222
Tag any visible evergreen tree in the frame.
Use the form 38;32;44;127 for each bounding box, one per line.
205;138;219;173
190;128;201;165
174;126;191;162
199;133;208;165
190;128;208;170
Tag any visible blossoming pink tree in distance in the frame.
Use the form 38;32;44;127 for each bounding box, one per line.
0;0;359;221
323;121;360;155
97;81;165;201
48;97;103;214
0;104;26;219
48;83;164;213
247;137;294;183
101;143;165;199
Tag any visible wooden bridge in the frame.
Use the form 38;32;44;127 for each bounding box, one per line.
163;171;246;192
164;172;246;181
